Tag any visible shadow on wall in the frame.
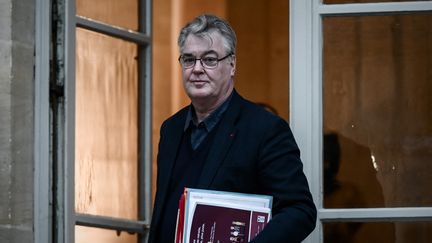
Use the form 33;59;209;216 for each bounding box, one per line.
323;132;395;243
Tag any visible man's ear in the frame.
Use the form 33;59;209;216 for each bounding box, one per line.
231;55;236;66
230;55;236;75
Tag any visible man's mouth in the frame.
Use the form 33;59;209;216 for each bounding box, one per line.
189;80;207;85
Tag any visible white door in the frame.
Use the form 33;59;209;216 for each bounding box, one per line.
290;1;432;242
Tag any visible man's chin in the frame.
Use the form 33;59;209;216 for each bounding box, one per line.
186;89;211;100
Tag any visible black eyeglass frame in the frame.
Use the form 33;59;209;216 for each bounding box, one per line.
178;53;233;69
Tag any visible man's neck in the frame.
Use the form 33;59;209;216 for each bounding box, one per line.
192;91;232;124
193;101;219;124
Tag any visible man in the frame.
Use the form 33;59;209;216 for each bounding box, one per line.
148;14;316;243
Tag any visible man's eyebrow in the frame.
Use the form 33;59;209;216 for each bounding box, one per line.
181;50;218;56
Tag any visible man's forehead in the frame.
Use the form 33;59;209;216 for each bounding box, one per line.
182;32;224;53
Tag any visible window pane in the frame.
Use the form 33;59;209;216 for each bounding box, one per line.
324;0;431;4
75;28;139;219
76;0;139;31
323;221;432;243
323;13;432;208
75;226;138;243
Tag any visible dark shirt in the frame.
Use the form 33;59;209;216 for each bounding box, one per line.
184;93;232;149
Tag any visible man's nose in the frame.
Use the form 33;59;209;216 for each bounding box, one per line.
192;59;205;72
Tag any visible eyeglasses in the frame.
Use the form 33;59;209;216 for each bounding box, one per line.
178;53;233;69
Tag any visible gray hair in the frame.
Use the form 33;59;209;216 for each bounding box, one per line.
178;14;237;55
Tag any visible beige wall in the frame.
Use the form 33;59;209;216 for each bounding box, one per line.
228;0;289;119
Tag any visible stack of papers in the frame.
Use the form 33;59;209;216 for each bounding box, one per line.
175;188;273;243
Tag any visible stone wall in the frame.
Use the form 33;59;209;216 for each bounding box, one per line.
0;0;35;242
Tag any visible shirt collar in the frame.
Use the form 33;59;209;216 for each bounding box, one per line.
184;92;233;132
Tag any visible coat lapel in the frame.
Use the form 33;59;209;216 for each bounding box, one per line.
157;120;184;198
197;91;243;188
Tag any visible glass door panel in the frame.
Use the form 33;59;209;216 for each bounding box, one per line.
75;226;138;243
75;27;139;220
323;13;432;208
76;0;139;31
